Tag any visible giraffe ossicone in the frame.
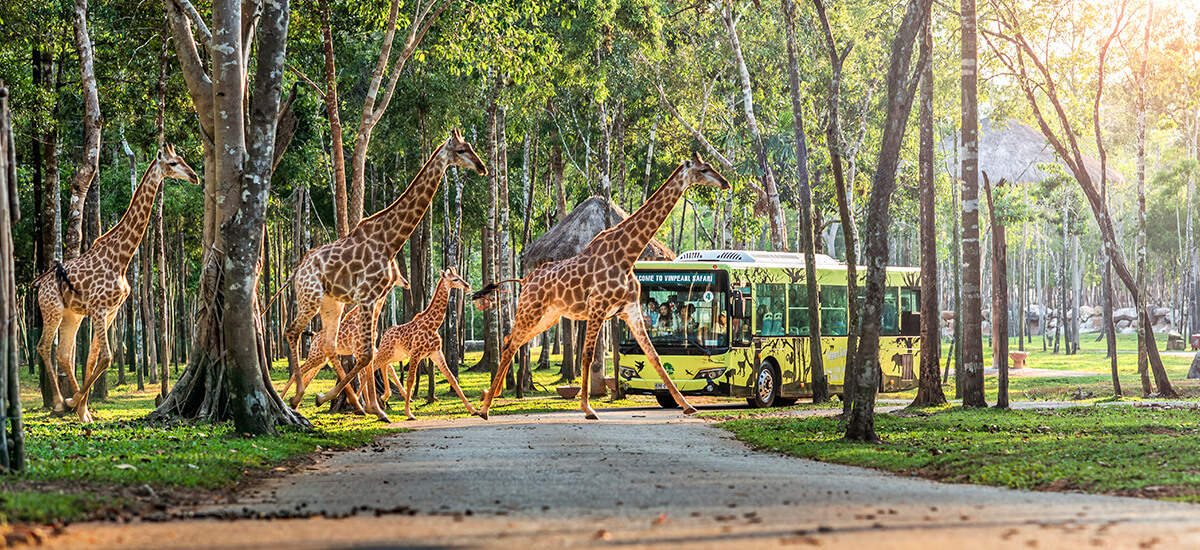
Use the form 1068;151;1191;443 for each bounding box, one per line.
283;131;486;423
36;144;199;423
472;153;730;420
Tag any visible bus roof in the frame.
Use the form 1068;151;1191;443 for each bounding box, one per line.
634;249;920;278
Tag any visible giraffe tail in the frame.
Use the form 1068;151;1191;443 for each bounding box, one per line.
470;279;522;311
53;262;79;294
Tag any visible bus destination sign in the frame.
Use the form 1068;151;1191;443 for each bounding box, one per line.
636;271;717;285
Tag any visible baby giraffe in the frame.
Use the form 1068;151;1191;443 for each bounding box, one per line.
317;268;477;420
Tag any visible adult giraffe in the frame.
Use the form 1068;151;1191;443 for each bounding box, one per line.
284;130;486;422
34;145;199;422
279;265;408;412
316;268;477;420
473;153;729;420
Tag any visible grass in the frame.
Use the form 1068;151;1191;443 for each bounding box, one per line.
721;404;1200;501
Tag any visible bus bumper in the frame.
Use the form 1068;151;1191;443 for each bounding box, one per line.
621;378;728;396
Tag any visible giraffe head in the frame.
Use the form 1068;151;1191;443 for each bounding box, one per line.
157;144;200;185
442;129;487;175
440;267;470;292
680;152;730;190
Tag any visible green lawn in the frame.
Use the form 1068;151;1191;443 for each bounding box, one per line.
721;404;1200;501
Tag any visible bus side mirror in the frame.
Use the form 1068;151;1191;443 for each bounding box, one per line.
731;290;748;319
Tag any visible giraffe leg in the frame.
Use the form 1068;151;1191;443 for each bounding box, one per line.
37;298;66;413
403;359;419;421
619;302;695;414
283;335;329;406
478;309;562;419
284;289;323;408
56;312;85;411
71;308;114;423
430;349;477;416
577;318;604;420
318;304;387;422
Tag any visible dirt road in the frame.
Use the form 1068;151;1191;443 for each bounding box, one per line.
45;405;1200;549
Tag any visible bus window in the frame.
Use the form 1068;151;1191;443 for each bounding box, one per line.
756;283;785;336
731;286;752;346
787;284;810;336
900;287;920;336
881;287;900;336
621;270;729;353
820;286;848;336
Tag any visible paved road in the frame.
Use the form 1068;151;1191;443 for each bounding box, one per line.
45;405;1200;549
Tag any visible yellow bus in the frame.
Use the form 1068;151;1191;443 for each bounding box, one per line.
618;249;922;408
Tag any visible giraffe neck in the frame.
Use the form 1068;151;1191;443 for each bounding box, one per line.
96;162;165;269
354;145;449;258
598;165;688;267
414;277;452;330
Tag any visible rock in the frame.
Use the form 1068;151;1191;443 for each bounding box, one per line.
1154;307;1171;320
1113;307;1137;323
941;310;955;321
1119;326;1137;335
1080;316;1102;334
1168;332;1186;351
1079;305;1099;319
1188;351;1200;379
1116;319;1132;330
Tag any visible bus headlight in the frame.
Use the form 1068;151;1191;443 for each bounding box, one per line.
695;368;727;379
620;367;639;380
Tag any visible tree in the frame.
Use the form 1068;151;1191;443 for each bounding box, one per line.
959;0;986;408
149;0;308;433
983;173;1008;408
717;2;788;251
845;0;930;441
985;0;1177;398
912;16;945;407
783;0;826;402
63;0;102;263
812;0;862;416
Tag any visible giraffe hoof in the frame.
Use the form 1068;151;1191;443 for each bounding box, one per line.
314;393;327;406
584;412;599;420
682;406;698;416
63;397;76;408
478;411;489;421
405;415;417;422
374;413;391;423
50;407;68;417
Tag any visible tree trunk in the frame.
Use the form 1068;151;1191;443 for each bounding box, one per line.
959;0;986;408
813;0;860;415
845;0;929;442
1136;1;1151;394
151;0;307;433
984;175;1008;408
719;4;787;251
85;178;106;400
784;0;826;402
913;20;946;407
1;83;27;471
475;92;500;375
64;0;102;263
38;56;62;408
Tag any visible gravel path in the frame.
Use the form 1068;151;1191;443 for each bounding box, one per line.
44;404;1200;549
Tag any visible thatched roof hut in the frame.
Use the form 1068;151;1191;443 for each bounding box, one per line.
521;196;675;274
939;118;1125;185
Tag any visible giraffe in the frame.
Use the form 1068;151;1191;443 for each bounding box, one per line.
279;263;409;412
283;130;486;422
472;153;729;420
315;268;477;421
33;144;199;422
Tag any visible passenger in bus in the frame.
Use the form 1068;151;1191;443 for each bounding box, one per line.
643;298;660;329
655;303;675;334
678;304;700;336
715;313;728;335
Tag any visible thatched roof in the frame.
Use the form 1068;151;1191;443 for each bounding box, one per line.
521;196;675;273
939;118;1125;185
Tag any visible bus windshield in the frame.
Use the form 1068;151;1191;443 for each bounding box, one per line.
621;271;728;353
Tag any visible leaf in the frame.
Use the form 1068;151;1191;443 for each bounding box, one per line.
115;464;137;471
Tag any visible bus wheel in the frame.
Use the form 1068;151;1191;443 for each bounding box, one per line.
655;394;680;409
750;360;779;408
